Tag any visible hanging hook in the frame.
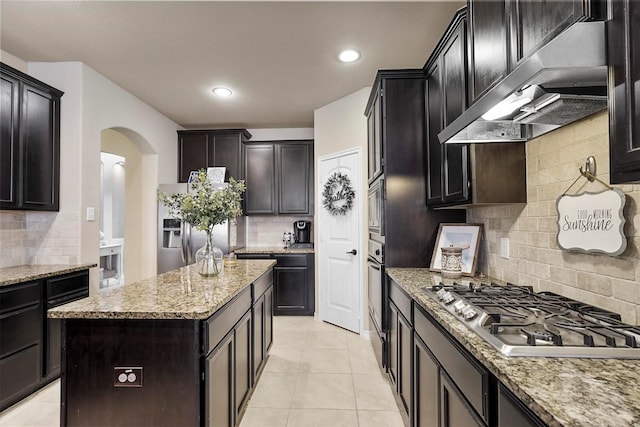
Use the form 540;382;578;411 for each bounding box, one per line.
579;156;597;182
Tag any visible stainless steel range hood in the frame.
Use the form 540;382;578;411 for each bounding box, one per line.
439;21;608;144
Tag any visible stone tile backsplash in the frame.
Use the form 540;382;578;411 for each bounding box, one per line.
467;111;640;324
246;215;313;248
0;210;80;268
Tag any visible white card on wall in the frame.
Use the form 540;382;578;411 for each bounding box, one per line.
556;188;627;256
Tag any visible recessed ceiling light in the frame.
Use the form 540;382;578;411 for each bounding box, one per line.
338;49;360;63
212;87;232;97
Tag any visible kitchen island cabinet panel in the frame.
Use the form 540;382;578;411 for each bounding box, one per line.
608;0;640;184
63;319;201;427
206;330;234;427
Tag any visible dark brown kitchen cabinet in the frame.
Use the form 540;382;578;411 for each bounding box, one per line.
0;62;62;211
509;0;604;68
424;9;470;207
388;279;413;418
206;329;234;427
366;87;383;184
251;270;273;381
244;143;276;214
608;0;640;184
413;334;439;427
1;270;90;412
440;370;485;427
497;383;546;427
237;253;315;316
177;129;251;183
243;140;314;215
467;1;508;103
0;280;42;411
44;270;89;382
413;302;491;426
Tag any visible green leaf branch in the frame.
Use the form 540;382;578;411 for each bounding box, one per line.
158;170;246;232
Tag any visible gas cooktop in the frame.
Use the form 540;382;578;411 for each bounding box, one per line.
422;282;640;359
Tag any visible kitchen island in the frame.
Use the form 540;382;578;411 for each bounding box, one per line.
386;268;640;427
49;259;276;427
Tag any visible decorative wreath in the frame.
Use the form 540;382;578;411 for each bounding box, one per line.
322;172;355;216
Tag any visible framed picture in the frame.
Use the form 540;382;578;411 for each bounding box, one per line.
207;167;226;183
430;223;483;276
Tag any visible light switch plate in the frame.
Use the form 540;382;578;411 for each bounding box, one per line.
500;238;510;259
86;207;95;222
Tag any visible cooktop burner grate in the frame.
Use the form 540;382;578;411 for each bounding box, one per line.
422;281;640;358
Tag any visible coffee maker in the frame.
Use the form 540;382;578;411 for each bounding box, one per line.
293;221;312;246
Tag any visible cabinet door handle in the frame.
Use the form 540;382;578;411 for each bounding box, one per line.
346;249;357;255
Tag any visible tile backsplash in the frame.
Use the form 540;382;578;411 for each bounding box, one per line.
246;215;313;248
0;211;80;268
467;111;640;324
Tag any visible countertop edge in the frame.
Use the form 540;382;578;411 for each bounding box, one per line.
0;263;97;287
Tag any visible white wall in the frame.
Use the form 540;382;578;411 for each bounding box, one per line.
313;86;371;327
247;128;313;141
0;50;27;71
26;62;182;292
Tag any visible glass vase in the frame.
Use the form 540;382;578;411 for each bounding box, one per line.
195;231;223;276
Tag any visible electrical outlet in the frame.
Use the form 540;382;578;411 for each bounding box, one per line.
114;367;143;387
500;238;510;259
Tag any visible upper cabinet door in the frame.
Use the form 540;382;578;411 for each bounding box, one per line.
278;142;313;215
0;72;19;208
210;134;243;182
609;0;640;184
425;64;443;206
244;144;277;215
441;19;469;204
0;63;62;211
178;132;208;183
510;0;590;67
366;88;383;184
20;84;60;210
468;0;508;103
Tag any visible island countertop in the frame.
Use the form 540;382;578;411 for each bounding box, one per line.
386;268;640;427
48;259;276;320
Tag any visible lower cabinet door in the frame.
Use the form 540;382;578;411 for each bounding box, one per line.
252;294;265;379
497;383;546;427
413;334;439;427
0;344;41;409
235;311;252;417
440;370;484;427
398;311;412;415
264;287;274;352
206;331;234;427
274;267;308;315
388;303;399;386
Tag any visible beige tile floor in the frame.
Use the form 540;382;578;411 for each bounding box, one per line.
0;316;404;427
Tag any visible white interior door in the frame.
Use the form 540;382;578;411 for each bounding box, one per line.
318;149;362;333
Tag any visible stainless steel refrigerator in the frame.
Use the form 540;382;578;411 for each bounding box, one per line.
157;183;246;274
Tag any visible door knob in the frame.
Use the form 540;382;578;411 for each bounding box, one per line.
346;249;357;255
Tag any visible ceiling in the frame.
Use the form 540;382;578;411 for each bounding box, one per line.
0;1;465;129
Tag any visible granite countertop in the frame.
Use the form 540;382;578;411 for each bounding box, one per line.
0;264;97;287
48;259;276;320
235;246;315;254
386;268;640;427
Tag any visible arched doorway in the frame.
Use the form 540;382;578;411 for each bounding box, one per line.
100;127;157;285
